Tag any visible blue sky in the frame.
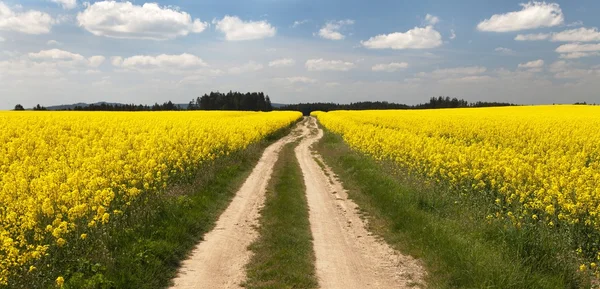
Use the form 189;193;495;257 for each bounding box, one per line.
1;0;600;109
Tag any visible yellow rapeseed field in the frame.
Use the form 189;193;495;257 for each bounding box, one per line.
313;106;600;262
0;111;301;285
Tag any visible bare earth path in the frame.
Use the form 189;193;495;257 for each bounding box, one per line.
170;117;424;289
295;117;425;289
170;120;306;289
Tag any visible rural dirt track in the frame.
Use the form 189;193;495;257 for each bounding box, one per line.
171;117;424;288
295;117;425;289
169;119;306;289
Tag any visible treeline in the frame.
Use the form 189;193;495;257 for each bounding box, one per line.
14;92;273;112
71;101;183;111
187;91;272;111
279;97;516;116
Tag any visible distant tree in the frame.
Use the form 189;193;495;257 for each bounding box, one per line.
14;104;24;111
33;104;47;111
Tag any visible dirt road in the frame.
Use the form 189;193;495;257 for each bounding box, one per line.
295;117;425;289
169;120;305;289
170;117;424;288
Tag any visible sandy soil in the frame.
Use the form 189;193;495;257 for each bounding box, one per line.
295;117;426;289
169;119;305;289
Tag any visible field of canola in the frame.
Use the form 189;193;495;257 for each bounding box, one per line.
313;106;600;266
0;111;301;285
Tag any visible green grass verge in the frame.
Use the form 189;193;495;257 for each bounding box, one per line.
315;128;589;289
7;122;298;289
243;141;318;289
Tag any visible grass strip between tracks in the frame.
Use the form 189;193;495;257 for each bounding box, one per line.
244;141;318;289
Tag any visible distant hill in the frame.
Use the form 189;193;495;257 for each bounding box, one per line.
271;103;287;108
43;102;188;110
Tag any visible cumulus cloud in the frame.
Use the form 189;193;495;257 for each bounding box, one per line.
559;52;600;59
274;76;317;84
214;16;276;41
556;43;600;53
305;59;354;71
450;29;456;40
551;27;600;42
495;47;515;54
88;56;105;67
318;19;354;40
548;60;600;79
518;59;544;68
24;49;105;71
113;53;208;72
50;0;77;10
29;49;85;61
430;66;487;78
477;1;563;32
268;58;295;68
0;2;55;34
77;1;207;40
361;26;442;49
228;61;263;74
516;28;600;42
372;62;409;72
424;14;439;25
439;75;494;84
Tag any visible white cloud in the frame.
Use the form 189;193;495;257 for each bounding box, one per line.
325;82;340;87
29;49;85;61
495;47;515;54
477;1;563;32
556;43;600;53
0;36;4;42
274;76;317;84
439;75;494;84
88;55;105;67
361;26;442;49
551;27;600;42
268;58;295;68
214;15;276;41
372;62;409;72
516;28;600;42
292;19;309;28
318;19;354;40
0;2;54;34
305;59;354;71
29;49;108;69
47;40;62;46
113;53;208;72
0;59;62;77
228;61;263;74
518;59;544;68
449;29;456;40
77;1;207;40
548;60;600;79
559;52;600;59
50;0;77;10
514;33;550;41
425;14;439;25
430;66;487;78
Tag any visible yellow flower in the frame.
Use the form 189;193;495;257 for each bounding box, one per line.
56;238;66;247
56;276;65;287
580;264;587;272
0;111;301;281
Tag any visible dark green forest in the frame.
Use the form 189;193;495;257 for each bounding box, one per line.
16;94;519;113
